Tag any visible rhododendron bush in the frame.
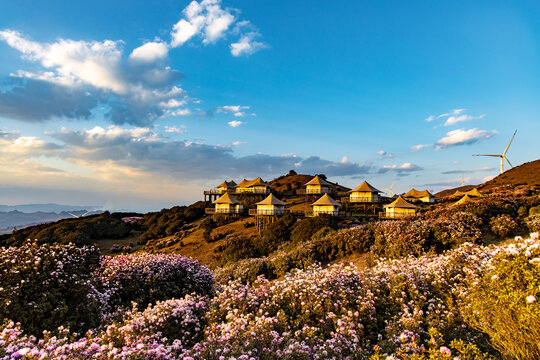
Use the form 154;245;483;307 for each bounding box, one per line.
96;253;215;311
0;242;102;336
2;233;539;359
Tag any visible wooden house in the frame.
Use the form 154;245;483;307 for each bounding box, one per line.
235;177;271;194
404;188;435;203
311;193;341;216
349;181;381;202
304;175;332;194
254;194;286;216
383;196;418;218
212;193;243;214
217;180;237;194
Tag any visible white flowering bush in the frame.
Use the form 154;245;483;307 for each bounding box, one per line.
0;241;102;336
95;253;215;311
466;232;540;359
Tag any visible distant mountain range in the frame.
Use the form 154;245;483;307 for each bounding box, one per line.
0;204;103;234
0;203;100;213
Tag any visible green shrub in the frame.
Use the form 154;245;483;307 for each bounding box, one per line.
0;242;102;336
219;237;261;264
290;214;337;244
260;213;296;253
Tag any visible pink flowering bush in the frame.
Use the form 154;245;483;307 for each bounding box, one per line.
489;214;519;238
0;295;206;359
0;241;102;336
95;253;214;311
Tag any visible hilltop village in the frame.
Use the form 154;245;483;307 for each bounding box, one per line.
202;173;483;231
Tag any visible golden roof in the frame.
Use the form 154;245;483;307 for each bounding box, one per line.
256;194;286;206
311;193;342;207
304;175;332;187
235;177;268;188
455;194;473;205
350;181;381;193
453;190;465;196
218;180;237;188
213;193;240;205
404;188;433;198
383;196;418;209
465;188;483;197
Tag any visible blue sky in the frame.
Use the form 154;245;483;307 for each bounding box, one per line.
0;0;539;211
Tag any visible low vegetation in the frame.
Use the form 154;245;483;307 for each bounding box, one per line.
2;232;540;359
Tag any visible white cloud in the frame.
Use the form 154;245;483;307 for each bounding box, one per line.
0;30;187;126
170;0;235;47
380;162;423;173
129;41;169;63
228;120;244;127
444;113;485;126
170;0;266;56
159;99;187;108
377;150;395;158
410;144;429;152
435;128;496;150
340;156;349;163
0;29;125;93
425;108;485;126
169;108;191;116
230;33;266;56
164;126;187;134
231;141;246;146
217;105;251;117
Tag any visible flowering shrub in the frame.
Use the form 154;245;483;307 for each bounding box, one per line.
95;253;214;311
466;232;540;359
0;241;102;336
489;214;519;238
105;295;208;348
526;215;540;232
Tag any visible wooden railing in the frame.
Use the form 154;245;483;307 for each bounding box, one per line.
248;209;286;216
296;189;335;195
204;188;271;195
205;208;244;215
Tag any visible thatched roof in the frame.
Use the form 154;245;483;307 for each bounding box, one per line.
213;193;240;205
465;188;483;197
256;194;286;206
404;188;433;198
383;196;418;209
455;194;473;205
453;190;465;196
350;181;381;193
304;175;332;187
311;193;342;207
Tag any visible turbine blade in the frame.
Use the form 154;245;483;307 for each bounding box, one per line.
473;154;501;157
503;130;517;156
505;156;513;168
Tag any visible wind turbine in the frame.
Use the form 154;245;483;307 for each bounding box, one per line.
473;130;517;174
68;211;90;219
383;181;396;196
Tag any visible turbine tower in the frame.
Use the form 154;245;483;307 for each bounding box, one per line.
68;211;90;219
473;130;517;174
383;181;395;196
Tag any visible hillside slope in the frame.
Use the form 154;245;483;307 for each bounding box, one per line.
436;158;540;197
